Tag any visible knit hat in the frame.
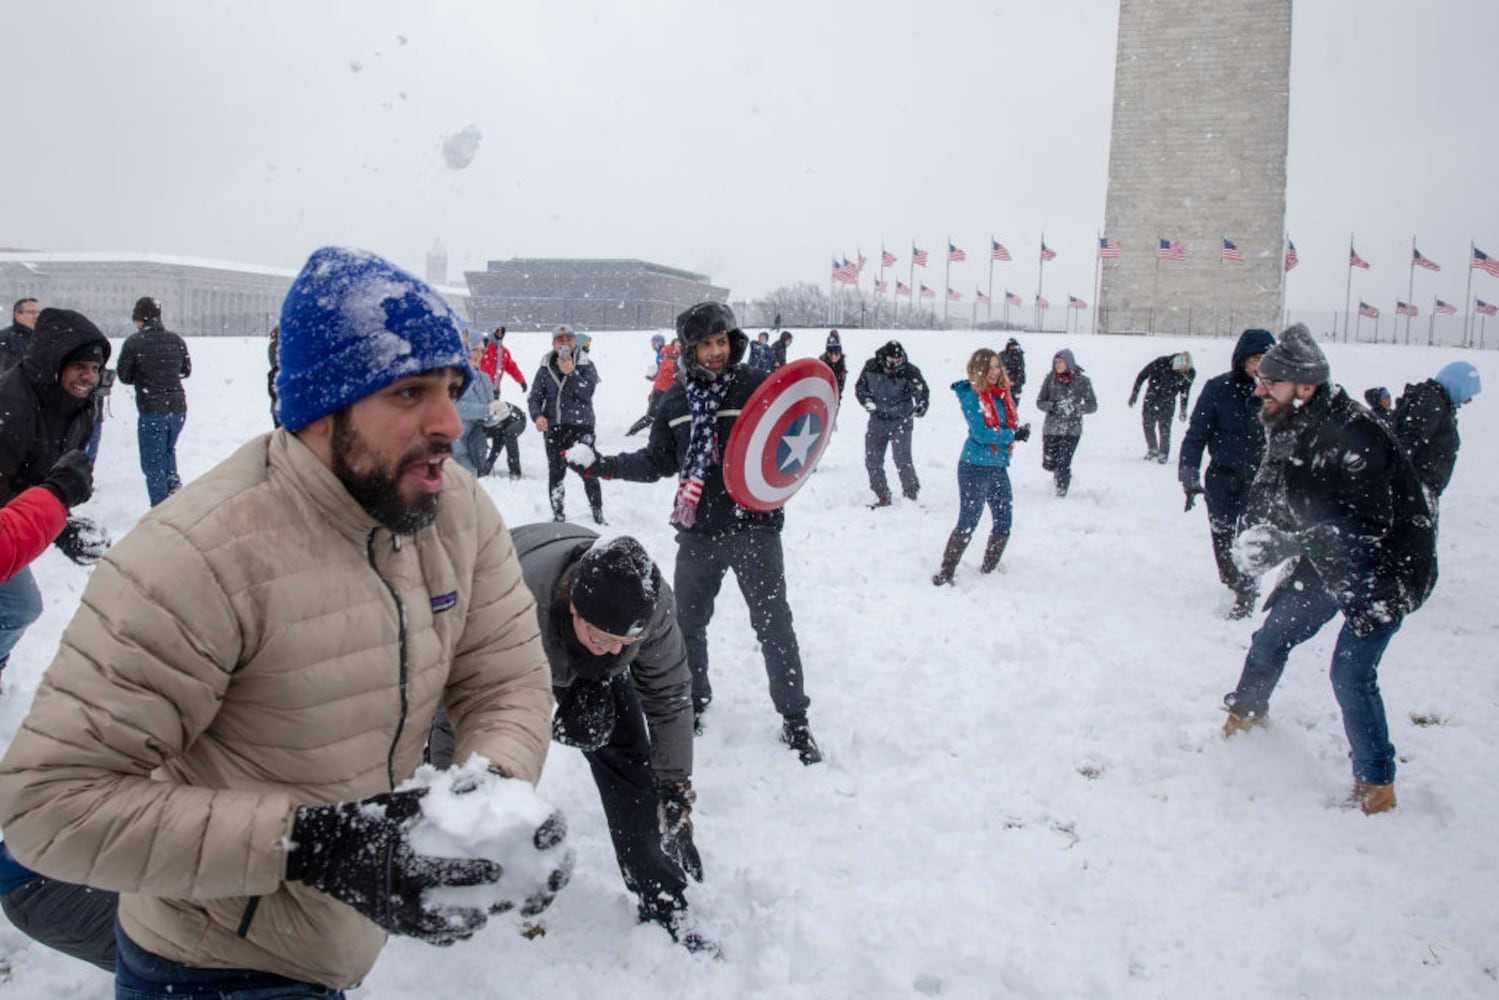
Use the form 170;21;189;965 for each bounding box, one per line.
1256;323;1328;384
650;333;666;348
825;332;842;353
570;537;660;638
275;247;471;432
1434;360;1481;406
132;296;161;323
62;343;106;367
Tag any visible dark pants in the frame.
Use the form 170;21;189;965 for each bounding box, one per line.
1;876;118;971
544;424;602;518
1141;400;1176;458
673;527;810;721
115;924;342;998
1204;465;1255;598
865;417;918;499
138;411;186;506
1040;434;1080;495
481;409;527;476
1226;560;1402;785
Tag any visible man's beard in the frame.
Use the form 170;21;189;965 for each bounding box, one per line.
330;411;446;534
1259;396;1296;432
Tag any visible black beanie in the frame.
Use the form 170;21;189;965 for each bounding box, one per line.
571;537;659;638
132;296;161;323
62;343;106;367
1257;323;1329;385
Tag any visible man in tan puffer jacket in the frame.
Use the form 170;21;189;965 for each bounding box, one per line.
0;247;558;996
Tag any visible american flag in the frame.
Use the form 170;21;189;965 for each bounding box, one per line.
947;287;962;302
1474;247;1499;278
1068;295;1087;309
1359;301;1380;318
1221;238;1245;263
1413;248;1440;272
1284;239;1299;272
1098;237;1122;259
947;243;967;263
1004;291;1023;307
919;283;936;299
1349;245;1370;270
991;239;1012;262
1035;294;1050;309
881;249;897;269
1158;239;1186;262
1395;300;1418;317
1434;299;1457;315
1040;242;1057;262
874;279;889;294
912;245;929;268
833;257;858;284
896;281;912;297
856;255;868;273
976;289;991;304
1476;298;1498;316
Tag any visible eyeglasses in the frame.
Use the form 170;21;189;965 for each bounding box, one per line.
1255;376;1283;388
576;612;640;650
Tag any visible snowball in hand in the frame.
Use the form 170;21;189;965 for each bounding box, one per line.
442;126;482;170
565;442;597;468
401;755;570;921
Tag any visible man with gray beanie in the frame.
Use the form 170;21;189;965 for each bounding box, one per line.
1220;324;1436;816
0;246;565;996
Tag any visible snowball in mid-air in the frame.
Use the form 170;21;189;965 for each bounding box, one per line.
442;126;483;170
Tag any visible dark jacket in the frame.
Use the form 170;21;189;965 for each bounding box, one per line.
854;342;929;422
116;320;191;415
509;523;692;783
772;333;793;370
528;351;599;428
1131;354;1195;413
1258;385;1438;634
1393;379;1460;498
0;324;34;374
817;351;847;398
1177;328;1276;485
1000;346;1026;396
0;314;111;506
747;341;774;373
597;364;784;537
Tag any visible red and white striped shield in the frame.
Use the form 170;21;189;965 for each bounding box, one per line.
722;358;840;512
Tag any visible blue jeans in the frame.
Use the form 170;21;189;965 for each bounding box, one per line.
1227;560;1402;784
137;411;186;506
954;461;1013;535
0;567;43;674
115;924;343;998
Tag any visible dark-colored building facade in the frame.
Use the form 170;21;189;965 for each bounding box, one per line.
465;258;729;332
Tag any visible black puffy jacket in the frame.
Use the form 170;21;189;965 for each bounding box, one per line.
1393;378;1460;498
116;320;191;414
1177;328;1277;484
854;342;929;422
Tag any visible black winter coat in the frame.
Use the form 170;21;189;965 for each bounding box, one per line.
527;353;598;428
854;343;929;422
0;318;111;505
817;351;847;398
0;324;34;374
1000;346;1025;396
116;321;191;414
1178;328;1276;485
1393;378;1460;498
597;364;784;537
1131;355;1195;413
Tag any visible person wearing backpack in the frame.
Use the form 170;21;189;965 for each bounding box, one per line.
1392;361;1481;502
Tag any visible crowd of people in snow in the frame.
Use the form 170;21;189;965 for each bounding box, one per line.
0;252;1484;993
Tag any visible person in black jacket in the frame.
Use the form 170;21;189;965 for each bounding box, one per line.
1178;328;1276;618
818;331;847;399
0;308;112;689
571;302;822;764
1392;360;1481;503
1222;325;1436;816
1129;351;1195;462
855;340;930;505
1000;338;1026;403
117;296;192;506
528;325;604;524
771;330;793;370
0;298;40;374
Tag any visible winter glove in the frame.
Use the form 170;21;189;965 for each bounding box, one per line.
1013;423;1031;443
54;517;110;565
487;399;511;421
1127;393;1138;407
658;780;703;883
563;442;598;475
1232;523;1299;576
286;787;504;945
40;450;93;509
519;380;528;392
1183;481;1205;512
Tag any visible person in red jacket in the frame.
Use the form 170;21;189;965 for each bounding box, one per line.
627;335;678;436
482;327;528;395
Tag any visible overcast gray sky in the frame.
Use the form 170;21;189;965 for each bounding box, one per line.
5;1;1497;313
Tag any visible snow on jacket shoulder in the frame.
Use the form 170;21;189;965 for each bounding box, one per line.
0;430;553;989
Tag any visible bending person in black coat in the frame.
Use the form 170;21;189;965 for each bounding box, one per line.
1392;360;1481;503
1129;351;1195;462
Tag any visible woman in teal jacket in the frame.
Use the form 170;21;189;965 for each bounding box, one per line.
933;348;1029;585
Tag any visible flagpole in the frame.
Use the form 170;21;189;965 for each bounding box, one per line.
1034;232;1045;332
908;247;916;331
1463;239;1475;347
1216;237;1224;337
1342;233;1354;344
1091;232;1102;337
1282;236;1289;331
1150;240;1160;335
986;240;995;324
1405;235;1417;345
1482;314;1488;350
943;237;951;324
1428;297;1436;347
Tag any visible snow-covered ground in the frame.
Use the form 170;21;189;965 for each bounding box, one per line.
1;327;1496;998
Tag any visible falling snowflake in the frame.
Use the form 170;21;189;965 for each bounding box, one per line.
442;126;483;170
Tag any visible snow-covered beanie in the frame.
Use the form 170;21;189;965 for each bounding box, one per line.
1434;360;1481;406
570;537;660;638
275;246;471;432
1256;323;1327;385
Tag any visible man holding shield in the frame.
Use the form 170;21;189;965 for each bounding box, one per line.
568;302;822;764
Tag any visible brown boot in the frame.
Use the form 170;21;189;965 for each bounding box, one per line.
980;532;1010;573
1222;710;1267;738
931;531;972;586
1351;779;1396;815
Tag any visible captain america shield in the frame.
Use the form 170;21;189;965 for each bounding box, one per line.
722;358;840;512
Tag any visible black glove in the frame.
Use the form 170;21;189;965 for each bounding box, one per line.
658;780;703;883
287;788;514;945
54;517;110;565
1013;423;1031;443
41;450;93;508
520;380;528;392
1183;482;1204;512
1127;393;1138;407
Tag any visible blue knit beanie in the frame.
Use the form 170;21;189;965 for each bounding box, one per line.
276;247;472;432
1434;360;1481;406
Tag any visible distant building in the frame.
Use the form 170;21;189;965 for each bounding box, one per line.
465;258;729;332
0;251;468;338
426;239;448;287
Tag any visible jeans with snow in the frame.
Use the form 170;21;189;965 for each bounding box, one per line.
1226;559;1402;785
0;567;43;679
137;411;186;507
953;461;1012;535
115;923;342;998
864;417;918;499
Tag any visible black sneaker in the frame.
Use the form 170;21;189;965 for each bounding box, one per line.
592;508;607;526
638;893;722;957
780;718;823;765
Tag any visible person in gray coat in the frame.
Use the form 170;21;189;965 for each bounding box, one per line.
1034;348;1098;497
854;340;930;505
